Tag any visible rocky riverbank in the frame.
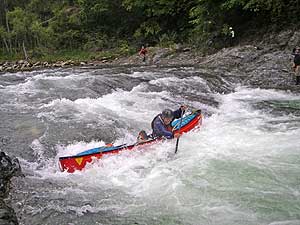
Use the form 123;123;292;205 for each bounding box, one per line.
0;152;22;225
0;60;95;73
1;29;299;77
112;29;300;91
0;46;195;73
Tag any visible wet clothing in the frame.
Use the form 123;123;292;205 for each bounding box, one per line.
151;108;184;139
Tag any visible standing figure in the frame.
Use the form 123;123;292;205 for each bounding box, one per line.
292;47;300;85
139;45;148;62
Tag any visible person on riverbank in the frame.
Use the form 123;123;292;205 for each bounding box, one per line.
292;47;300;85
151;106;188;139
139;45;147;62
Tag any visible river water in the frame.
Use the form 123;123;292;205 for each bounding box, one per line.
0;66;300;225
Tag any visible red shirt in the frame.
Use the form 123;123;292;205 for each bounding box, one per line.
139;48;147;55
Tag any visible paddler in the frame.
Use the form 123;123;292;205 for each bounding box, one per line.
151;105;188;139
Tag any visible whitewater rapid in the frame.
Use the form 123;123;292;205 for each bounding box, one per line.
0;67;299;225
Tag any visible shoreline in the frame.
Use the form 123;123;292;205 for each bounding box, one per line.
1;43;300;93
0;59;110;73
1;27;300;74
0;46;203;73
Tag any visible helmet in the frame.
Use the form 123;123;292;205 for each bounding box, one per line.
162;109;174;119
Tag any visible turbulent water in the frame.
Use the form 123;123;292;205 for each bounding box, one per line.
0;66;300;225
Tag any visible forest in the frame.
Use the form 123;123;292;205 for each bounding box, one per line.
0;0;299;61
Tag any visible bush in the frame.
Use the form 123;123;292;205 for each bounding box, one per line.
158;32;177;48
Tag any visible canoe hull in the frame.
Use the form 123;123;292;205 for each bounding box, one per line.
59;112;202;173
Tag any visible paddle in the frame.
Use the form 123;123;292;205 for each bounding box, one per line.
174;109;185;154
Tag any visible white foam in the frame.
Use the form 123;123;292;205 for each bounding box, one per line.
16;72;300;224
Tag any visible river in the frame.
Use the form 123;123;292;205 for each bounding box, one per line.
1;65;300;225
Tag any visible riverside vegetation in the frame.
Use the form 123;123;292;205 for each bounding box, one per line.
0;0;300;67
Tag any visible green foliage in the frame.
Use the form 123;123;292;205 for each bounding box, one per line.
133;21;162;40
0;26;8;41
117;40;131;55
158;32;177;48
82;33;109;51
123;0;193;43
78;0;133;36
8;7;32;37
0;0;299;60
224;0;281;12
38;49;93;62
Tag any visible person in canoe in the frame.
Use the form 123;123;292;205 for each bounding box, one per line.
136;106;188;142
152;106;188;138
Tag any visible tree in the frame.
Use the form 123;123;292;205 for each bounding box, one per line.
0;26;10;52
122;0;195;43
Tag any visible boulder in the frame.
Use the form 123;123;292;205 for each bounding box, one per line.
0;152;22;225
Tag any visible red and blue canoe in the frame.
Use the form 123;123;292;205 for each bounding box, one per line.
59;110;202;173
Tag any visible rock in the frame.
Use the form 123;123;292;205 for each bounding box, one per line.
182;47;191;52
174;43;183;51
0;202;19;225
0;152;22;193
288;31;300;49
33;61;41;67
152;48;172;63
61;60;74;66
61;61;68;67
0;152;22;225
100;56;112;61
12;65;18;69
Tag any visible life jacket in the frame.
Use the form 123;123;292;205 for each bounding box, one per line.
151;114;173;137
151;114;157;131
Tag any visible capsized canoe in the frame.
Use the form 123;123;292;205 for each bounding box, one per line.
59;110;202;173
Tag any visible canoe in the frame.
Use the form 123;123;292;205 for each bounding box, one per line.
58;110;202;173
